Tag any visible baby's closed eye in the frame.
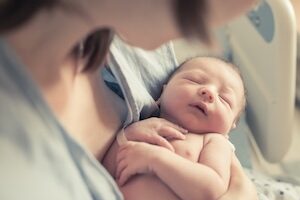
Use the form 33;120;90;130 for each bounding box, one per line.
219;95;232;108
184;75;207;85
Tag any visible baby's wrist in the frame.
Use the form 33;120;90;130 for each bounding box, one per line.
149;146;170;174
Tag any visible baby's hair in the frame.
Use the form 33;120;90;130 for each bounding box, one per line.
170;55;247;126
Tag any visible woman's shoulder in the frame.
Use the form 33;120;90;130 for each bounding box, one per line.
0;84;123;200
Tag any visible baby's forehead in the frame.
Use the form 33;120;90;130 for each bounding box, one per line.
179;57;232;75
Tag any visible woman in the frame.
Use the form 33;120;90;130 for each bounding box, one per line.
0;0;257;199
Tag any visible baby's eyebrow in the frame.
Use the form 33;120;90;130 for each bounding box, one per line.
194;71;209;79
221;86;234;94
184;70;204;76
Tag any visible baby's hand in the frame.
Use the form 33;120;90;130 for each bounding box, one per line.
116;141;162;186
124;117;187;152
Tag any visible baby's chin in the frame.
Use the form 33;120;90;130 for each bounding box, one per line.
160;112;226;134
175;119;215;134
179;119;227;135
184;126;218;135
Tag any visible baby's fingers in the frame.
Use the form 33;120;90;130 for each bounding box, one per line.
159;125;186;140
116;150;134;186
116;157;127;180
116;145;130;178
118;167;132;186
160;119;188;135
147;134;174;152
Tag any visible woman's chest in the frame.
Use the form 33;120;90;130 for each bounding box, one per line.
170;133;204;162
46;74;127;160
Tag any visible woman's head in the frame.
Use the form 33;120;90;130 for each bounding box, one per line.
107;0;257;49
0;0;256;69
0;0;114;72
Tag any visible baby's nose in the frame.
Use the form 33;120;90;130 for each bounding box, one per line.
199;88;214;103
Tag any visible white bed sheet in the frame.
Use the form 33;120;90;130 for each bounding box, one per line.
245;168;300;200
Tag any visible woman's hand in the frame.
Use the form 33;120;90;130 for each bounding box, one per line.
116;141;164;186
218;155;258;200
124;117;187;151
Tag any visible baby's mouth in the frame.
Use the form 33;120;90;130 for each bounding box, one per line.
190;103;208;116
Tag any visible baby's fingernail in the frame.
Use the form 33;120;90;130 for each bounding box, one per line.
182;128;188;133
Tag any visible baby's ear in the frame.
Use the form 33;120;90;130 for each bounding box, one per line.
231;121;237;129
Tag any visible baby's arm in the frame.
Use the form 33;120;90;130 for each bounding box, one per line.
117;134;233;200
197;133;232;197
151;133;232;200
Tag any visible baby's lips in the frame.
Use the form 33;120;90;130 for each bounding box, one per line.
190;102;208;116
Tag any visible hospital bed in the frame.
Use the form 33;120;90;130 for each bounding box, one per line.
226;0;296;163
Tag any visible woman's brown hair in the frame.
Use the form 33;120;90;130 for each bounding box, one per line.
71;29;114;72
174;0;212;46
0;0;58;32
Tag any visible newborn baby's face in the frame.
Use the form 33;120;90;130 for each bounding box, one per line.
159;57;244;135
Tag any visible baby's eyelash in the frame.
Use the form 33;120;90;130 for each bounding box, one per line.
219;95;231;108
185;77;205;84
184;78;198;84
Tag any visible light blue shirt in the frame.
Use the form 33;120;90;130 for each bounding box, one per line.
0;39;122;200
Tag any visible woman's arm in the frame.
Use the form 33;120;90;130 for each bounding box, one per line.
116;134;232;200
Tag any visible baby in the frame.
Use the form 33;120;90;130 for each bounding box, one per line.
104;56;246;200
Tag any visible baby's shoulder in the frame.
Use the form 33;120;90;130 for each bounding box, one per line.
203;133;228;144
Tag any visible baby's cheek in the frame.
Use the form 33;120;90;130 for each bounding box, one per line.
212;114;232;133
